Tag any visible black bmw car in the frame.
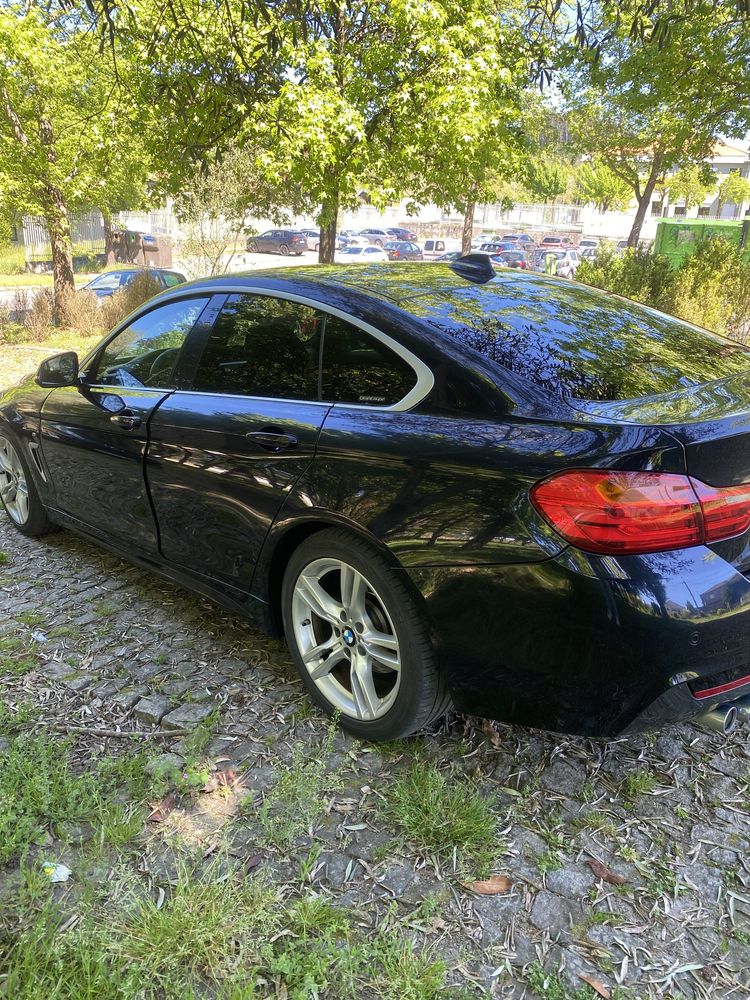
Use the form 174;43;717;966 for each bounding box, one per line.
4;257;750;740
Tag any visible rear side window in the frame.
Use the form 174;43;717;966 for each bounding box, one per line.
320;315;416;405
402;275;750;401
191;295;321;399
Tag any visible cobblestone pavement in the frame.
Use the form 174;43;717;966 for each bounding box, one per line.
2;511;750;999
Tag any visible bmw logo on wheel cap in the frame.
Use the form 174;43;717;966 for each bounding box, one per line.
342;627;356;646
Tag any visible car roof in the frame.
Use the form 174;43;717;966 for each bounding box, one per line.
169;263;572;311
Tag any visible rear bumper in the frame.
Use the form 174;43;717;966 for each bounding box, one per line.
405;544;750;737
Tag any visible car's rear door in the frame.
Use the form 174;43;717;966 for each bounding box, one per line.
145;291;332;596
39;294;213;550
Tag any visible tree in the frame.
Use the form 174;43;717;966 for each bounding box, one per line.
0;5;153;310
667;163;717;213
525;158;571;203
173;146;291;276
564;2;750;245
717;170;750;217
574;160;632;213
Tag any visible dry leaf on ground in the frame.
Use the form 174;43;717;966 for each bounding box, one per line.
579;973;611;998
587;858;626;885
460;874;512;894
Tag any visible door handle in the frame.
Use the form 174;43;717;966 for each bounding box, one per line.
245;429;298;452
110;410;141;430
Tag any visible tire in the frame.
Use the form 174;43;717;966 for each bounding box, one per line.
314;242;320;252
0;431;55;537
281;528;449;740
247;240;258;252
375;239;383;247
279;244;289;256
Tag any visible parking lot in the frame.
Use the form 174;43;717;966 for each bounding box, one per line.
2;513;750;998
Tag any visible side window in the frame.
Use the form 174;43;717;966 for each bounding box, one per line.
162;272;183;288
191;294;322;399
93;297;210;389
321;315;417;406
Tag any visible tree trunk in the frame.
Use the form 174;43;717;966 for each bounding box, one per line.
43;186;75;322
627;157;662;247
318;192;339;264
101;208;116;266
461;201;475;255
38;116;75;317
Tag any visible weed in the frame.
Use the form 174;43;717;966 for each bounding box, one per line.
259;719;345;849
0;700;37;737
380;761;499;877
0;734;99;864
538;850;564;875
621;769;657;804
179;709;219;758
14;610;45;627
0;552;8;565
525;963;593;1000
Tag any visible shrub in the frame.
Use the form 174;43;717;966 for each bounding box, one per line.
100;272;161;330
23;289;54;341
62;289;105;338
577;237;750;341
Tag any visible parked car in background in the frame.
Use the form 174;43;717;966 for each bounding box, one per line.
386;241;424;261
299;230;347;252
491;250;531;269
617;239;630;253
533;248;580;278
480;241;518;254
539;235;570;247
423;238;462;259
359;228;392;247
507;234;536;247
81;268;186;299
387;226;419;241
343;234;370;248
579;238;599;251
247;230;308;256
10;260;750;740
435;250;464;262
334;245;389;263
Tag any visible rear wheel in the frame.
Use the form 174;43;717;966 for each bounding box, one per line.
279;244;289;256
0;433;54;537
375;239;383;247
281;529;449;740
314;242;320;252
247;240;258;252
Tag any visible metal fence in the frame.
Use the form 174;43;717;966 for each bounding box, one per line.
21;211;105;264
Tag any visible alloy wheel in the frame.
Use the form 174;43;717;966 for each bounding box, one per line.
291;557;401;721
0;436;29;525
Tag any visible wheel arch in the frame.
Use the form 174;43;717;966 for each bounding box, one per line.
255;512;418;637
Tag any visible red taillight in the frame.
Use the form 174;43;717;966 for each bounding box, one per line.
530;470;750;555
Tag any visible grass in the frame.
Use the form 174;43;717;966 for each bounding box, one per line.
1;859;449;999
621;769;658;804
0;636;37;677
258;719;345;849
380;760;500;877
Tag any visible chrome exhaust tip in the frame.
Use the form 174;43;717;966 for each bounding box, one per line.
697;703;738;735
732;694;750;724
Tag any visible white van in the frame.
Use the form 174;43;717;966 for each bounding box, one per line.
422;238;462;259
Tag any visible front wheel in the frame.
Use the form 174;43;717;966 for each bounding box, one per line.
281;529;449;740
0;433;55;537
247;240;258;252
279;244;289;256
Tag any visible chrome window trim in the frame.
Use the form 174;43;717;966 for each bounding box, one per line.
163;283;434;413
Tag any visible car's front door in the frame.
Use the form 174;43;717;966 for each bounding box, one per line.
146;292;332;596
39;294;213;550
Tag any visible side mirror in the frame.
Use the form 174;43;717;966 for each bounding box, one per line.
36;351;79;388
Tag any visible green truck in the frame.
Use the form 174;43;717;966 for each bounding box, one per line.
653;216;750;267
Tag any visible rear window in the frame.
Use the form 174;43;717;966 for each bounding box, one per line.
401;275;750;401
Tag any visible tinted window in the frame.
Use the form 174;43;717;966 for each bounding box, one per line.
94;297;209;388
401;275;750;401
321;315;416;405
162;272;184;287
191;295;322;399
